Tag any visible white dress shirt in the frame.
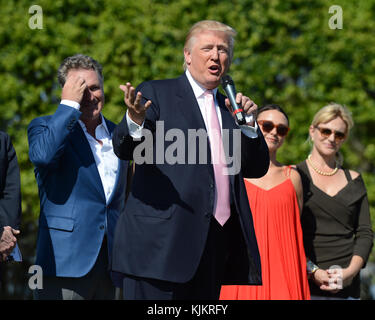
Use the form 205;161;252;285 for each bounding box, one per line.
61;99;119;204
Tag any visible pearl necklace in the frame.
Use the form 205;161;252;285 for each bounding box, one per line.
307;154;338;176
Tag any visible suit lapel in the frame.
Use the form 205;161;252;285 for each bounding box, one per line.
104;117;124;204
175;74;207;131
69;123;106;201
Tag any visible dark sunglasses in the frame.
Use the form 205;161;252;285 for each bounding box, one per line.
315;126;346;143
257;120;290;137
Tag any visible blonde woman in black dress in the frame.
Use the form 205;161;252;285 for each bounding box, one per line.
297;103;373;299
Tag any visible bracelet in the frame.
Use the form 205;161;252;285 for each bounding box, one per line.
307;260;320;277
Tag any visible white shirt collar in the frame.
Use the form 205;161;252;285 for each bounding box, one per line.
78;113;110;136
185;69;218;99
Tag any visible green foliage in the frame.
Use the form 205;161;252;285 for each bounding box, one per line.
0;0;374;298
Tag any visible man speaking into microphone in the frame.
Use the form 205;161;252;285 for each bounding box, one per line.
112;20;269;300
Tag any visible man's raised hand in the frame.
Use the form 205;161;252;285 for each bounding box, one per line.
120;82;152;126
61;74;87;104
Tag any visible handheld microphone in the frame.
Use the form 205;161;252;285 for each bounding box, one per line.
221;75;246;125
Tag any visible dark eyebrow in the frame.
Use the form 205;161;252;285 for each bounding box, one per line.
89;85;101;90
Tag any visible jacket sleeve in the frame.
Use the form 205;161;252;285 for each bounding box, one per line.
353;178;374;266
0;133;22;233
240;126;269;179
28;104;81;168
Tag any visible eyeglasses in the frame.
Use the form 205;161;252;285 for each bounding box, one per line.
315;126;346;143
257;120;290;137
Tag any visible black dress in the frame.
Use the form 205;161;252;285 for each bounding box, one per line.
297;161;373;299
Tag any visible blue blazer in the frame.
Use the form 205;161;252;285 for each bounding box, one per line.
111;74;269;284
28;104;128;277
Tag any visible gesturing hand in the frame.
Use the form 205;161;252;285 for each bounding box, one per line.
120;82;152;126
61;74;87;104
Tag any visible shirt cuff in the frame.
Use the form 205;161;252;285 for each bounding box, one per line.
126;110;145;139
239;115;258;138
60;100;80;110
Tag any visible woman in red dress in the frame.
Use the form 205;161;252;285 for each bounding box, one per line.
220;104;310;300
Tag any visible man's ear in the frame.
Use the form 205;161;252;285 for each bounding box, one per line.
184;48;191;66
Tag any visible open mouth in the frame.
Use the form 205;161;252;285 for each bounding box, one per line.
208;65;220;74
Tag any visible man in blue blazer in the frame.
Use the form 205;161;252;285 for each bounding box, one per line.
28;54;129;299
112;21;269;300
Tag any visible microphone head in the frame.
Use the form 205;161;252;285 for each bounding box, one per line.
221;74;234;87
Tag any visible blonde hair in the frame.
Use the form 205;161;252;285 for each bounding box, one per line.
312;103;354;134
183;20;237;70
310;103;354;166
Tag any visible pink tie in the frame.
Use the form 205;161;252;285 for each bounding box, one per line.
204;90;231;226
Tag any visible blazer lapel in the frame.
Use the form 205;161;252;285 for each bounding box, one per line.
175;74;207;131
104;117;124;204
69;123;106;201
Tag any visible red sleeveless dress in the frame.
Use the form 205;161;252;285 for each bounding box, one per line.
220;167;310;300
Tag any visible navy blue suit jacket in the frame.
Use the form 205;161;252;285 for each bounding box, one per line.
28;104;128;277
112;74;269;284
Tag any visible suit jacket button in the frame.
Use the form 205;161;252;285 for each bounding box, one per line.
99;225;105;230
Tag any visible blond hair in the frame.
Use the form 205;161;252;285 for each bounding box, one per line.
312;103;354;134
183;20;237;70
